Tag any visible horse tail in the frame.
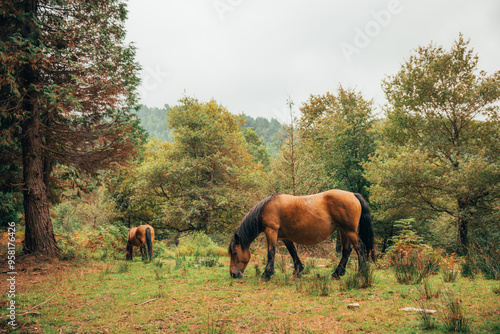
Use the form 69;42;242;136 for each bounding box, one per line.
145;227;153;261
354;193;375;261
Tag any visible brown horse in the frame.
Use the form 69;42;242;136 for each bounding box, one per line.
126;224;155;261
228;190;374;281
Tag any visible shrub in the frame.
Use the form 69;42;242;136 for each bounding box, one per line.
177;232;226;257
441;253;461;283
340;264;375;290
441;293;471;333
462;236;500;280
386;219;441;284
417;303;437;330
295;273;332;296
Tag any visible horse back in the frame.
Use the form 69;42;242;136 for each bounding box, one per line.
136;224;155;244
322;190;362;229
127;227;139;245
261;190;361;245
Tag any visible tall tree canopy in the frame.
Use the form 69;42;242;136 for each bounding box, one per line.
268;98;330;196
298;86;376;199
134;97;265;234
0;0;142;255
365;35;500;252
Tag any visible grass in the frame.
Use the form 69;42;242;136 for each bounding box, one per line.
1;254;499;333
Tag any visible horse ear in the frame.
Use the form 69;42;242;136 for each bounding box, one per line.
234;233;240;244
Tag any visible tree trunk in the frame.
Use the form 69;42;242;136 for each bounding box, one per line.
21;0;60;256
457;198;469;255
21;107;61;256
458;215;468;255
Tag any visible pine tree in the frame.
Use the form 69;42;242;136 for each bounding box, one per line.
0;0;141;255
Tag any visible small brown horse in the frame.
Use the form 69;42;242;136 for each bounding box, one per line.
126;224;155;261
228;190;374;281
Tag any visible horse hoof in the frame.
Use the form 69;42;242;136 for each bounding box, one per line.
260;276;271;282
330;274;340;280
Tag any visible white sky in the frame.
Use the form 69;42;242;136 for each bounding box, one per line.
125;0;500;121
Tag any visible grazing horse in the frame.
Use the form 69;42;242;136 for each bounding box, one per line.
228;190;374;281
126;224;155;261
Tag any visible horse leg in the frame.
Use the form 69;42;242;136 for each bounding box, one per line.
331;230;352;280
140;244;147;261
282;239;304;278
344;230;368;273
262;229;278;281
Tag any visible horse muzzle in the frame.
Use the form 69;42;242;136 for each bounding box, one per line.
230;271;243;278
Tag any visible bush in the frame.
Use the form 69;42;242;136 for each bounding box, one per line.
295;273;332;297
57;224;128;261
462;236;500;280
386;219;441;284
441;253;461;283
441;293;471;333
177;231;226;257
340;264;375;290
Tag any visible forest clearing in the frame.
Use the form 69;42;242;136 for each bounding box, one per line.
1;235;499;333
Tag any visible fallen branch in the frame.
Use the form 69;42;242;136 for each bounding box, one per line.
399;307;437;314
17;311;41;317
2;294;58;319
136;298;156;306
30;294;58;310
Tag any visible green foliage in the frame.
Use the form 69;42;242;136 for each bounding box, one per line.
268;98;331;195
295;272;333;297
386;220;442;284
366;35;500;253
133;97;265;234
243;115;283;157
243;127;271;169
53;187;120;233
441;293;471;333
136;105;174;142
462;230;500;280
299;86;376;198
340;264;375;290
440;253;461;283
417;302;438;331
177;232;226;258
1;0;144;255
56;224;128;261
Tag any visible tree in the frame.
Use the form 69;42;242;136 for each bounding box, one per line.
243;127;270;169
299;86;376;199
268;98;330;196
134;97;265;234
243;115;282;157
0;0;141;255
365;35;500;252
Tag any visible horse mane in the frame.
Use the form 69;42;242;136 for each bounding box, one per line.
230;194;279;252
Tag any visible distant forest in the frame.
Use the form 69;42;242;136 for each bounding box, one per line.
136;105;283;156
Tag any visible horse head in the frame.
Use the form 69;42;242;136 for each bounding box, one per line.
228;234;251;278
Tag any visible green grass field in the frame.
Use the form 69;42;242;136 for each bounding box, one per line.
2;252;499;333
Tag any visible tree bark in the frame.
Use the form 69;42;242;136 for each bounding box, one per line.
457;198;469;255
458;217;468;254
21;0;60;256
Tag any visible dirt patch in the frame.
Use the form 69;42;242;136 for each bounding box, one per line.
0;253;101;294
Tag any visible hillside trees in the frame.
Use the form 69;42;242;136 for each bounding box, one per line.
133;97;265;234
0;0;142;255
365;36;500;253
243;127;271;169
136;105;173;142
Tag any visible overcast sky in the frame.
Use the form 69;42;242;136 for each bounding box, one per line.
125;0;500;121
